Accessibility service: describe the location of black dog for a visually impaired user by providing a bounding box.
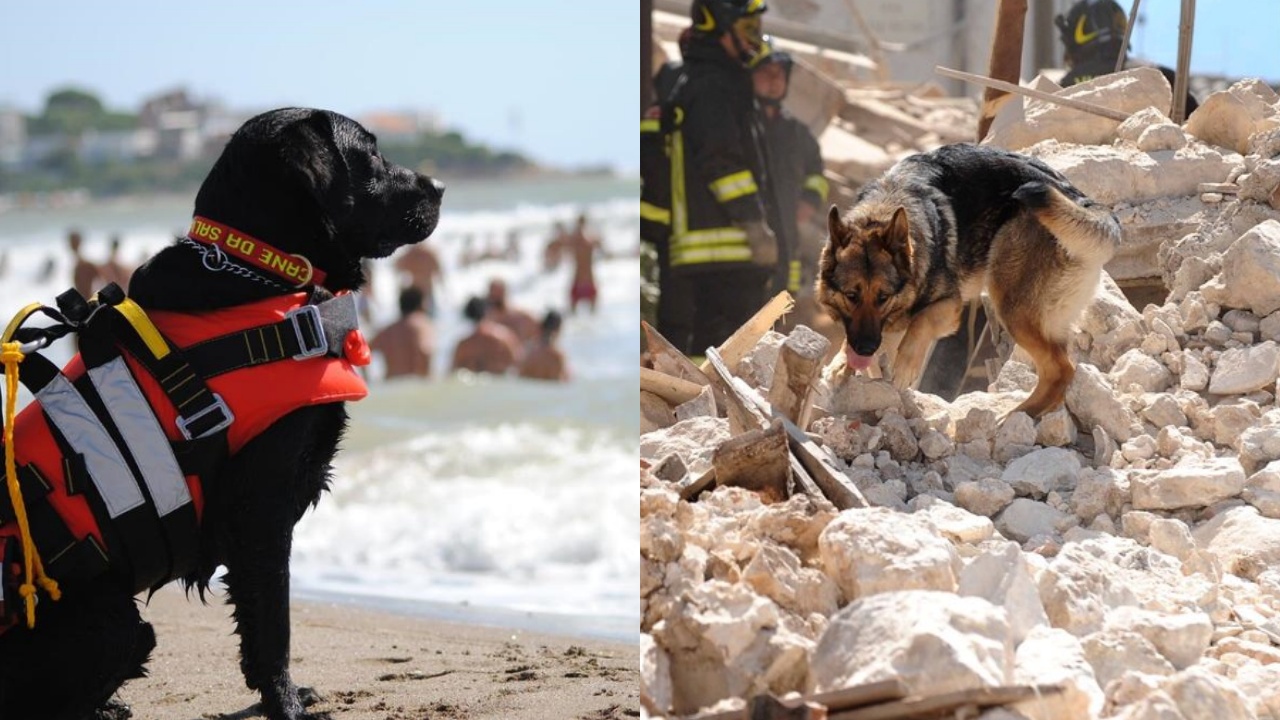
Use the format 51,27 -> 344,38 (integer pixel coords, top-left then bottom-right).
0,108 -> 443,720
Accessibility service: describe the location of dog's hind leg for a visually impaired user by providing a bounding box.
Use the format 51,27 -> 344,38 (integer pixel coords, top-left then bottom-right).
0,578 -> 154,720
1002,317 -> 1074,419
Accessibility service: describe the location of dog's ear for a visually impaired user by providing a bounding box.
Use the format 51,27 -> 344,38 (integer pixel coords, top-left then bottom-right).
827,205 -> 847,248
885,206 -> 913,272
282,113 -> 354,221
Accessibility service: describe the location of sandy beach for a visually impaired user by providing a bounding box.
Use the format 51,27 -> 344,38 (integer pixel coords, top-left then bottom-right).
119,586 -> 638,720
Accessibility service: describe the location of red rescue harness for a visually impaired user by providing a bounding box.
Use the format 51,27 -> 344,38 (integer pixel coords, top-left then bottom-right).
0,288 -> 369,633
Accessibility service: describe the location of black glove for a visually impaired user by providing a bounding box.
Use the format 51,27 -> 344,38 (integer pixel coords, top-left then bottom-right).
740,220 -> 778,267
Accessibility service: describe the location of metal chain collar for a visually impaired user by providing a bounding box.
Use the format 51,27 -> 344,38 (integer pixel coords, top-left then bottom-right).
179,237 -> 291,290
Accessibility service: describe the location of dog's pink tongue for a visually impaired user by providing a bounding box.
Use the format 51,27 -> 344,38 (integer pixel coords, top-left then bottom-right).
845,346 -> 875,371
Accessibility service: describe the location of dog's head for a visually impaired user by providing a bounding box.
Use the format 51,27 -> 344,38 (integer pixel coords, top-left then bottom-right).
816,202 -> 916,368
191,108 -> 443,292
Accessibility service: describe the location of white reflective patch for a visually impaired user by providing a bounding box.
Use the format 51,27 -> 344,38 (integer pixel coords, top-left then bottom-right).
88,358 -> 191,516
37,374 -> 144,518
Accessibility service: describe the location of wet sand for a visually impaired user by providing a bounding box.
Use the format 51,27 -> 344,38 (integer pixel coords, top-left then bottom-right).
119,586 -> 638,719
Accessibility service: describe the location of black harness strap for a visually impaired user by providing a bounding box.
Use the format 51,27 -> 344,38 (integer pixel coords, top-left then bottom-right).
177,292 -> 359,380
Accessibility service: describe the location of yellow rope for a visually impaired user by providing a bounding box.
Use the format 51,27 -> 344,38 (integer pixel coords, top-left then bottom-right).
2,341 -> 59,628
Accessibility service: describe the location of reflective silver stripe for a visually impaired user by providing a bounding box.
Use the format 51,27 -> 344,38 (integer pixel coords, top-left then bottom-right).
88,358 -> 191,517
672,227 -> 748,246
37,374 -> 145,518
671,246 -> 754,265
709,170 -> 759,202
671,227 -> 753,265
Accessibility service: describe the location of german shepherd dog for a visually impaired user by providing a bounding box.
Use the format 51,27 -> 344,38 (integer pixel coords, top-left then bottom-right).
817,144 -> 1119,418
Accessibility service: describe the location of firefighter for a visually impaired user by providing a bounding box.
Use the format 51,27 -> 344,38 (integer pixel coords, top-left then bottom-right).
1056,0 -> 1198,114
649,0 -> 781,355
750,37 -> 827,298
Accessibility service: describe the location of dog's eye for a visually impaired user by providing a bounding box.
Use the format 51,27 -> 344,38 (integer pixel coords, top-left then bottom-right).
845,292 -> 860,307
876,292 -> 890,306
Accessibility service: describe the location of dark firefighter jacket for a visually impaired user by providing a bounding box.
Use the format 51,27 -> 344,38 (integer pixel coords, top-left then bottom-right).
647,39 -> 778,273
761,108 -> 827,292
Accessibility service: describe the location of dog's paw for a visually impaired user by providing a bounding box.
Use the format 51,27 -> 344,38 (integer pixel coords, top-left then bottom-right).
92,698 -> 134,720
1012,181 -> 1052,209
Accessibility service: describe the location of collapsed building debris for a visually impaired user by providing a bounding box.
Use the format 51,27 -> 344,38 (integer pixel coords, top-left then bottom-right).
641,71 -> 1280,720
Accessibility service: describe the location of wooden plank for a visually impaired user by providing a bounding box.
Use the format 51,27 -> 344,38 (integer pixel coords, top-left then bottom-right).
1172,0 -> 1195,124
642,366 -> 703,406
707,349 -> 868,510
714,419 -> 791,504
782,416 -> 868,510
749,695 -> 824,720
689,680 -> 908,720
705,347 -> 770,437
701,291 -> 794,377
830,684 -> 1065,720
935,65 -> 1131,122
644,320 -> 713,387
1198,182 -> 1239,194
810,680 -> 909,712
678,467 -> 717,502
1115,0 -> 1143,73
789,453 -> 829,509
977,0 -> 1028,141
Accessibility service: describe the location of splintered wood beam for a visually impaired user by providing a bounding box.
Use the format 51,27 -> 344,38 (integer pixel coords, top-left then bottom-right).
1115,0 -> 1143,73
643,320 -> 712,387
689,680 -> 908,720
976,0 -> 1028,141
1171,0 -> 1195,124
830,684 -> 1066,720
713,419 -> 791,504
641,366 -> 703,406
706,348 -> 867,510
705,347 -> 771,437
936,65 -> 1131,122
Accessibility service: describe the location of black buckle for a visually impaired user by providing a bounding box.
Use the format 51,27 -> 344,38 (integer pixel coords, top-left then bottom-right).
287,305 -> 327,359
176,393 -> 234,440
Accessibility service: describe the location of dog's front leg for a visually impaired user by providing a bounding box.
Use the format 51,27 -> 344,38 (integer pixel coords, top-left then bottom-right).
223,494 -> 315,720
890,298 -> 963,390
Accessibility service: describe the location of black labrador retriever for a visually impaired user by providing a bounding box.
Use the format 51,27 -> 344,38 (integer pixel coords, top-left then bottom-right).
0,108 -> 443,720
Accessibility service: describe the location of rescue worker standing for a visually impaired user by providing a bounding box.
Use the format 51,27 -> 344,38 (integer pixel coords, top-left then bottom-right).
751,38 -> 827,298
1056,0 -> 1198,114
658,0 -> 781,355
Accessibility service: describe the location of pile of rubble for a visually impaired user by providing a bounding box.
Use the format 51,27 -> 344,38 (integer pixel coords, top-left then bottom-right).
641,72 -> 1280,720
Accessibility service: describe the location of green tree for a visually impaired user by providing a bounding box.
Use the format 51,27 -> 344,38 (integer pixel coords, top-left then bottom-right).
27,87 -> 137,135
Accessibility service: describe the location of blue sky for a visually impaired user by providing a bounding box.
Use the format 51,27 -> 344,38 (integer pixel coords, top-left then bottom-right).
1125,0 -> 1277,83
0,1 -> 638,172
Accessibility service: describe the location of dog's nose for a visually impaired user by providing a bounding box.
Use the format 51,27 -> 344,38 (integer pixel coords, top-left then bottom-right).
420,176 -> 445,200
852,338 -> 880,356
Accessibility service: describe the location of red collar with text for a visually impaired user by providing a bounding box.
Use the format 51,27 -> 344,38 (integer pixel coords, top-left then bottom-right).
187,216 -> 326,287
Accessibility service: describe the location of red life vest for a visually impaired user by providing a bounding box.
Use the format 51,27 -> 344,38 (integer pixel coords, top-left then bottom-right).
0,291 -> 368,632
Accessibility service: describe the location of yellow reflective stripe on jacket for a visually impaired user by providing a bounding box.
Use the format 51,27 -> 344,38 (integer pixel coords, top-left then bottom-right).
670,129 -> 688,235
671,245 -> 754,266
670,227 -> 751,266
640,201 -> 670,225
709,170 -> 758,203
641,118 -> 659,133
804,174 -> 829,203
787,260 -> 802,294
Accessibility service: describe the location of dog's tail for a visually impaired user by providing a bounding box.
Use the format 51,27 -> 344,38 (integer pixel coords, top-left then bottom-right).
1012,181 -> 1119,265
